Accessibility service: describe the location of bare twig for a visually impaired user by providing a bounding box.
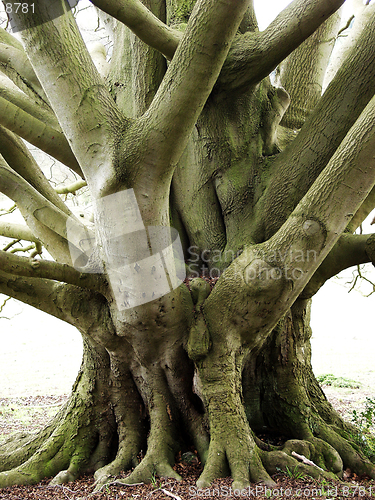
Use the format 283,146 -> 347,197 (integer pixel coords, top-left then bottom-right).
160,488 -> 182,500
347,264 -> 375,296
291,451 -> 325,472
0,296 -> 11,314
47,483 -> 75,499
9,243 -> 35,254
0,203 -> 16,216
3,238 -> 20,251
55,180 -> 87,195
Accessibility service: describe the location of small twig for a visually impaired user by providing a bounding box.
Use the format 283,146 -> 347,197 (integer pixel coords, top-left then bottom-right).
160,488 -> 182,500
89,478 -> 144,496
3,239 -> 20,251
10,244 -> 35,254
47,484 -> 76,493
55,180 -> 87,195
337,15 -> 354,37
30,241 -> 43,258
0,296 -> 11,314
0,204 -> 16,216
291,451 -> 325,472
47,483 -> 75,499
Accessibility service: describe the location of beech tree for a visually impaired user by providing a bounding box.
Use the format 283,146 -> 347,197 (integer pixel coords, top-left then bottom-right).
1,0 -> 375,490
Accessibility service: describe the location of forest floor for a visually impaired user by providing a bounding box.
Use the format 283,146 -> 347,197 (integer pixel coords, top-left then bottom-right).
1,378 -> 375,500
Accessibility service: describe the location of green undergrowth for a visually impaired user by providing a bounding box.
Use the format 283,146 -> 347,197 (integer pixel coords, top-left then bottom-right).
317,373 -> 362,389
351,397 -> 375,461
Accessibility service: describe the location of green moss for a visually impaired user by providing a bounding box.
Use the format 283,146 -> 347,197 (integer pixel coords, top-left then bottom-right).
168,0 -> 196,25
187,313 -> 211,361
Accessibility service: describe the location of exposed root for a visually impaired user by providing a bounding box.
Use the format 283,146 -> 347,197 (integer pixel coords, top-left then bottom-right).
317,423 -> 375,479
93,421 -> 143,491
2,297 -> 375,491
119,391 -> 182,485
194,385 -> 276,489
0,415 -> 59,472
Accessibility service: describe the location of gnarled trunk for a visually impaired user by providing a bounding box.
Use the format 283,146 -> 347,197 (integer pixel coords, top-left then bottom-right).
1,288 -> 374,490
1,0 -> 375,491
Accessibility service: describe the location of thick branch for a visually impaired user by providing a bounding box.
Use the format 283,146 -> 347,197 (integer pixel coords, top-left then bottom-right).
90,0 -> 182,60
302,234 -> 370,298
268,92 -> 375,303
239,1 -> 258,33
0,221 -> 38,243
278,12 -> 341,130
365,233 -> 375,268
0,94 -> 82,175
0,271 -> 72,321
0,271 -> 110,330
0,250 -> 105,293
0,72 -> 60,129
0,35 -> 45,99
347,185 -> 375,232
10,0 -> 125,187
0,125 -> 73,215
219,0 -> 345,92
324,1 -> 375,89
123,0 -> 249,209
0,160 -> 92,264
257,8 -> 375,241
203,92 -> 375,345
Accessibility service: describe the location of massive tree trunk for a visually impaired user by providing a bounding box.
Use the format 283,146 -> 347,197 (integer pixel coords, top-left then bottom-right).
1,0 -> 375,491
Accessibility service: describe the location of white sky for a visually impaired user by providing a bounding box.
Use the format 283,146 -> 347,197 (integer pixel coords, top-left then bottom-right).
254,0 -> 293,29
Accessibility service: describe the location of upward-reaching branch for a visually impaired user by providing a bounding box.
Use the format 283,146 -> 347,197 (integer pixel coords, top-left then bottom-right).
90,0 -> 182,60
204,92 -> 375,343
218,0 -> 345,92
124,0 -> 250,196
0,29 -> 46,100
239,0 -> 258,33
0,86 -> 82,175
0,73 -> 60,129
347,185 -> 375,232
8,0 -> 126,189
256,7 -> 375,241
278,12 -> 341,130
99,0 -> 251,226
0,160 -> 91,265
0,125 -> 74,215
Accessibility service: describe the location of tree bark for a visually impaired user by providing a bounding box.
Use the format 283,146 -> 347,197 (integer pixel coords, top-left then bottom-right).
1,0 -> 375,492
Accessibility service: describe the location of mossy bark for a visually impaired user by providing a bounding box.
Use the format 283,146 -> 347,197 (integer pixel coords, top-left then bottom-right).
1,287 -> 375,489
1,0 -> 375,492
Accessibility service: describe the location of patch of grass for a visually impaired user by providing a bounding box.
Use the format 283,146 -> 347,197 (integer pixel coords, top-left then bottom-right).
150,471 -> 160,489
285,465 -> 305,480
317,373 -> 361,389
